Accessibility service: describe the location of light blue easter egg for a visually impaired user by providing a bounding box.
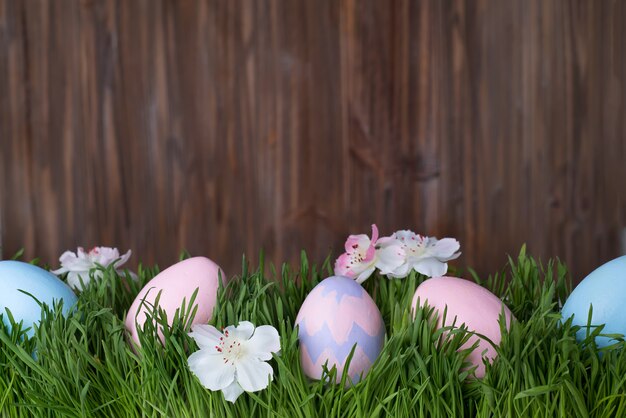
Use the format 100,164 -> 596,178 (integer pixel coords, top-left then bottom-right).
561,256 -> 626,347
0,260 -> 78,336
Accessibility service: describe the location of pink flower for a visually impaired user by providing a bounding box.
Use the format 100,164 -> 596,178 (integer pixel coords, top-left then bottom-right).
334,225 -> 405,284
52,246 -> 136,291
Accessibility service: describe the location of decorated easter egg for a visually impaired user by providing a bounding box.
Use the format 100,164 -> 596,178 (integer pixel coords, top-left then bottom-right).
561,255 -> 626,347
125,256 -> 226,346
411,276 -> 513,378
0,260 -> 77,336
296,276 -> 385,384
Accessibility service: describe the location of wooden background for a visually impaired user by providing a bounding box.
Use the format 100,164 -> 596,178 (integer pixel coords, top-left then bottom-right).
1,0 -> 625,283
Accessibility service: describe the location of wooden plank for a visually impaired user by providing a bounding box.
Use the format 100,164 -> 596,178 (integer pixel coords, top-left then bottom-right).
0,0 -> 624,282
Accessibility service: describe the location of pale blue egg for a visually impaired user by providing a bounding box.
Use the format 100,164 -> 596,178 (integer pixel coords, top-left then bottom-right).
0,260 -> 77,336
561,255 -> 626,347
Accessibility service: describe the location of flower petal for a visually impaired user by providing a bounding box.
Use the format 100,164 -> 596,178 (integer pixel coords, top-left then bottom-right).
343,234 -> 370,253
67,272 -> 89,290
188,350 -> 236,391
386,262 -> 411,279
392,230 -> 416,241
62,255 -> 95,272
51,266 -> 69,275
334,253 -> 354,278
189,324 -> 223,350
247,325 -> 280,360
431,238 -> 461,260
413,257 -> 448,278
363,243 -> 377,262
58,250 -> 78,264
370,224 -> 379,243
375,235 -> 399,246
88,247 -> 115,266
375,244 -> 406,275
442,251 -> 461,262
230,321 -> 255,340
354,266 -> 376,284
221,381 -> 245,403
235,357 -> 273,392
114,249 -> 132,269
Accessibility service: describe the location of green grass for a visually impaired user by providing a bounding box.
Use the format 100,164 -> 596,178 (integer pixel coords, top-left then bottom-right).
1,247 -> 626,417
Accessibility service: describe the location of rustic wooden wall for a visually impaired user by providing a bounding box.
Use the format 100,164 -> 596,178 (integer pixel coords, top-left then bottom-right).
1,0 -> 625,283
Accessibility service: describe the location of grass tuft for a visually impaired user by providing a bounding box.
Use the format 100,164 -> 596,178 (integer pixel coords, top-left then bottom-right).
1,248 -> 625,417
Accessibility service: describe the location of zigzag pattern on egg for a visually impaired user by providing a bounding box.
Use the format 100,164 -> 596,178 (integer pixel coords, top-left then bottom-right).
296,276 -> 386,384
298,319 -> 384,383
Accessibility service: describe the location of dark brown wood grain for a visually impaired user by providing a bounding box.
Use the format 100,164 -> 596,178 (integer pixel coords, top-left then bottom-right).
1,0 -> 625,283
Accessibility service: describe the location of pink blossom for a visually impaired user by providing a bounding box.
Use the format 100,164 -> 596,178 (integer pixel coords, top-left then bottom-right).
52,246 -> 136,291
334,225 -> 405,284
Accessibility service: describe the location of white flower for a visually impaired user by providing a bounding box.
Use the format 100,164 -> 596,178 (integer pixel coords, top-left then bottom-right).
384,230 -> 461,278
334,224 -> 405,284
52,246 -> 135,290
187,321 -> 281,403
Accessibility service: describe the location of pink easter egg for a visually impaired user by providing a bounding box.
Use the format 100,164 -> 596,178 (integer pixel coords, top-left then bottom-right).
296,276 -> 385,385
125,256 -> 226,347
411,276 -> 513,378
